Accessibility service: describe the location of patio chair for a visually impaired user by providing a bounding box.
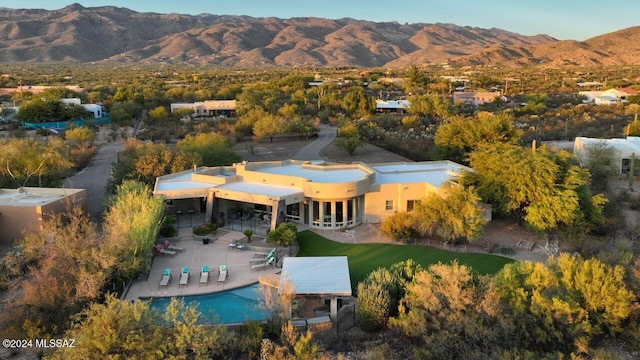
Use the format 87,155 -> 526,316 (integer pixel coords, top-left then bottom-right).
217,265 -> 228,283
160,268 -> 172,287
251,256 -> 275,271
199,265 -> 210,284
250,254 -> 275,264
253,248 -> 276,258
163,240 -> 185,252
156,244 -> 176,256
179,267 -> 190,286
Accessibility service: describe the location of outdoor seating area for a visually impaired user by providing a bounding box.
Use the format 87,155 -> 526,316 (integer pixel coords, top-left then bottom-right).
125,229 -> 280,300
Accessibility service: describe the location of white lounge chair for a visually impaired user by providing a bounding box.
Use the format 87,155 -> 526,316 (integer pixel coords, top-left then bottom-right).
155,244 -> 176,256
160,268 -> 171,287
251,256 -> 275,271
217,265 -> 228,283
253,248 -> 276,258
163,240 -> 185,252
179,267 -> 190,286
199,266 -> 209,284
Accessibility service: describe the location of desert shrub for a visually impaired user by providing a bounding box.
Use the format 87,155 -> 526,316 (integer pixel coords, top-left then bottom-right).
267,222 -> 297,245
159,216 -> 177,237
243,229 -> 254,242
357,281 -> 390,332
193,223 -> 217,236
380,212 -> 419,242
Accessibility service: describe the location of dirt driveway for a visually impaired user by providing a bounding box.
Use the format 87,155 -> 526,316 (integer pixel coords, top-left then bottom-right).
234,133 -> 410,164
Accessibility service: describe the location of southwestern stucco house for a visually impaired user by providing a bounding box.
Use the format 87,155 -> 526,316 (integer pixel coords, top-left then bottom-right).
153,159 -> 477,231
574,136 -> 640,175
0,187 -> 87,244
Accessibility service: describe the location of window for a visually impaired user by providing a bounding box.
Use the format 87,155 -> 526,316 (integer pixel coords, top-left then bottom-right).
407,200 -> 417,212
385,200 -> 394,211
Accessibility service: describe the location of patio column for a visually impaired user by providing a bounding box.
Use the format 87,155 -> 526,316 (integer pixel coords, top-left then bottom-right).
330,297 -> 338,320
205,190 -> 215,225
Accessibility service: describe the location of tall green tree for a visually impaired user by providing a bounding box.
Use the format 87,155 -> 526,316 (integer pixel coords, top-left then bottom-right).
494,254 -> 635,352
102,180 -> 165,282
0,207 -> 113,338
414,184 -> 487,244
407,93 -> 452,120
464,143 -> 603,233
574,140 -> 616,192
46,295 -> 228,359
109,101 -> 143,125
177,132 -> 240,166
391,261 -> 504,359
253,113 -> 286,142
435,112 -> 521,163
335,122 -> 364,156
341,87 -> 374,118
0,137 -> 74,187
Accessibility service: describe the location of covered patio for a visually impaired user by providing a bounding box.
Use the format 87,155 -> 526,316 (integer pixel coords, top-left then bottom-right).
279,256 -> 352,322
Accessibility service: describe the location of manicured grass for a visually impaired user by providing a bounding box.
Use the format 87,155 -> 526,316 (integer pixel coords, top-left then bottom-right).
297,230 -> 514,287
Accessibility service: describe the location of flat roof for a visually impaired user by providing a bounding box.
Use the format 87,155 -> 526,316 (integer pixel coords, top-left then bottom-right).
371,162 -> 468,185
279,256 -> 352,297
256,164 -> 368,183
576,137 -> 640,153
0,188 -> 81,206
154,171 -> 222,192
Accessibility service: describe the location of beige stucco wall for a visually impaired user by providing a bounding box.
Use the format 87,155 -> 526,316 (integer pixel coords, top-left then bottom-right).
0,205 -> 41,244
363,182 -> 439,223
0,188 -> 86,244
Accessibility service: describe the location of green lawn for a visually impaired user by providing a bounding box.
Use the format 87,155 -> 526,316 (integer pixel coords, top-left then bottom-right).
296,230 -> 514,287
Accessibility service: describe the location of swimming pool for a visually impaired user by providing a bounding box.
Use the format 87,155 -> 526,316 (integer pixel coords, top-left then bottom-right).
145,283 -> 270,324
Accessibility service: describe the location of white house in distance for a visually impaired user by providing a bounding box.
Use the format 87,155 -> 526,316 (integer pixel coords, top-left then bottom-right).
153,159 -> 478,232
60,98 -> 105,118
573,136 -> 640,174
375,99 -> 410,114
578,88 -> 638,105
453,91 -> 504,106
170,100 -> 237,118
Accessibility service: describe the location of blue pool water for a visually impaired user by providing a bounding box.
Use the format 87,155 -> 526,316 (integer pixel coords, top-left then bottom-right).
146,283 -> 269,324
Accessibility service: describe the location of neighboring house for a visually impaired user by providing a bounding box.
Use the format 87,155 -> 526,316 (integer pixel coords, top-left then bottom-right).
453,91 -> 504,106
61,98 -> 105,118
0,187 -> 87,244
578,88 -> 638,105
573,136 -> 640,174
153,159 -> 477,231
170,100 -> 237,117
576,81 -> 603,87
0,85 -> 84,97
375,99 -> 410,114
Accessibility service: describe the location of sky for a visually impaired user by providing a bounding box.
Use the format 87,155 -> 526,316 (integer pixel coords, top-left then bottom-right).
10,1 -> 640,41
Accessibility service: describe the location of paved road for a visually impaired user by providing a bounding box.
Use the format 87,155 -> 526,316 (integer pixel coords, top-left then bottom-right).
291,123 -> 336,161
63,141 -> 123,222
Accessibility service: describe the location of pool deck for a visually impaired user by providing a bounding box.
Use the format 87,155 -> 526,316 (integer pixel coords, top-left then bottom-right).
124,229 -> 281,301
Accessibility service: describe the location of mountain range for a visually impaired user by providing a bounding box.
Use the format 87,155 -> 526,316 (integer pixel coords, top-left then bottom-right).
1,3 -> 639,68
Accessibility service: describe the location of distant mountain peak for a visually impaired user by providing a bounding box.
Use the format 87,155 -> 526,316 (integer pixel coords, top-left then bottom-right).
0,6 -> 636,67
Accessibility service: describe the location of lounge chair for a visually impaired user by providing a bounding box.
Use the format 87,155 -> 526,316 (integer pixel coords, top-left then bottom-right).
160,268 -> 171,287
217,265 -> 228,283
251,256 -> 275,271
250,254 -> 275,264
199,266 -> 210,284
253,248 -> 276,258
163,240 -> 185,252
156,244 -> 176,256
179,267 -> 190,286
